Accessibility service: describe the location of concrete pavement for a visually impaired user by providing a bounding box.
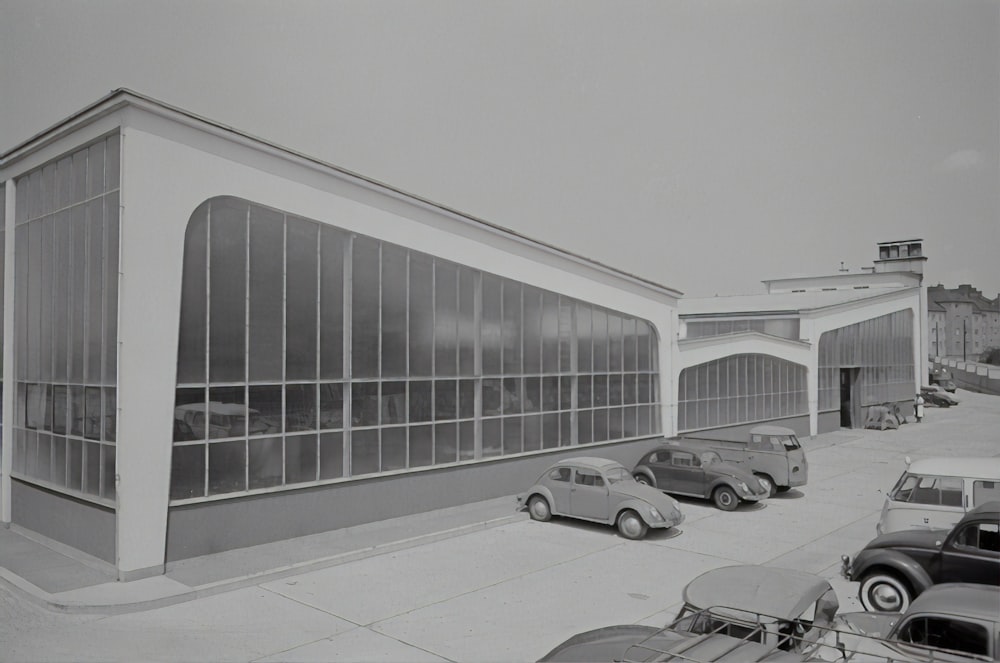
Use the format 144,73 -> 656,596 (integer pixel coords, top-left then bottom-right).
1,389 -> 997,662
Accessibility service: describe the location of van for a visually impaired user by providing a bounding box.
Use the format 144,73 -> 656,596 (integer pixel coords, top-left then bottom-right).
876,456 -> 1000,535
676,425 -> 808,497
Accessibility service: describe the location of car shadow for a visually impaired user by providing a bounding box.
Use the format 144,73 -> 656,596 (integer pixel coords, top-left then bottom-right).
668,494 -> 767,512
526,514 -> 685,541
771,489 -> 805,500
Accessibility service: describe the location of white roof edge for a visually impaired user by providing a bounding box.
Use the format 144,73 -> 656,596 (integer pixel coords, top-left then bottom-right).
905,457 -> 1000,480
1,88 -> 683,301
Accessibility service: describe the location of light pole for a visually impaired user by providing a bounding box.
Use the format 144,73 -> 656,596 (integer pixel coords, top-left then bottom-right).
963,319 -> 967,362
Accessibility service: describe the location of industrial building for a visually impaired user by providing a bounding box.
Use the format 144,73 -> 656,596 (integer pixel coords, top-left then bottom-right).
0,90 -> 925,580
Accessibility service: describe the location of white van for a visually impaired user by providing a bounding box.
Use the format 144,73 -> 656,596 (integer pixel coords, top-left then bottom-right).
876,456 -> 1000,535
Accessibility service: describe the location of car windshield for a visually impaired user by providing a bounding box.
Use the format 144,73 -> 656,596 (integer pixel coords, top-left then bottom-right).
778,435 -> 800,450
700,451 -> 722,466
605,467 -> 633,484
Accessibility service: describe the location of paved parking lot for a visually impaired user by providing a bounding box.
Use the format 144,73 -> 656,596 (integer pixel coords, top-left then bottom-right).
2,390 -> 998,662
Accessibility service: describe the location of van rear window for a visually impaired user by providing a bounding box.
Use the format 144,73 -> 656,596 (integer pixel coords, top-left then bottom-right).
973,480 -> 1000,506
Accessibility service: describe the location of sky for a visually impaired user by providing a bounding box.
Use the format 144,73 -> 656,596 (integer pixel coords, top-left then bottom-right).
1,0 -> 998,298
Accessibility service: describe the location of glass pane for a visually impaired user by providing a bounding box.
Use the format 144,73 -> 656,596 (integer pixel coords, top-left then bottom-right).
542,413 -> 559,449
84,387 -> 101,440
482,378 -> 501,416
209,199 -> 247,383
541,291 -> 559,374
381,381 -> 406,425
286,217 -> 318,380
433,422 -> 456,464
409,252 -> 433,376
103,388 -> 116,443
409,425 -> 433,468
208,440 -> 245,495
351,429 -> 379,475
248,204 -> 284,381
435,379 -> 457,421
524,377 -> 540,413
285,434 -> 317,485
248,436 -> 283,489
36,434 -> 51,482
170,443 -> 205,499
286,383 -> 317,432
592,308 -> 608,372
481,274 -> 501,375
457,267 -> 476,375
247,385 -> 282,436
523,414 -> 541,452
103,192 -> 119,382
409,380 -> 432,423
208,386 -> 246,438
50,436 -> 66,487
623,318 -> 637,372
435,261 -> 458,376
577,304 -> 592,372
89,202 -> 106,382
578,375 -> 592,408
482,418 -> 501,458
320,226 -> 344,379
381,244 -> 408,377
177,203 -> 208,383
542,376 -> 558,411
174,388 -> 205,440
459,379 -> 476,419
502,377 -> 522,414
319,431 -> 343,479
101,444 -> 116,499
351,382 -> 379,427
319,383 -> 344,429
608,314 -> 623,372
593,408 -> 609,442
381,426 -> 407,471
459,421 -> 475,460
502,280 -> 521,373
502,416 -> 522,455
522,286 -> 541,374
351,236 -> 380,378
577,410 -> 592,445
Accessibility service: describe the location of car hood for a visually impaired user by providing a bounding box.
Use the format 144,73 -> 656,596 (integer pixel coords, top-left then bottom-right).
613,482 -> 684,520
861,528 -> 945,551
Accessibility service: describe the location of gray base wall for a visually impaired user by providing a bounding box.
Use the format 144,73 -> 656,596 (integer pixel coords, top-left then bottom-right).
11,480 -> 116,563
817,411 -> 841,434
166,437 -> 664,561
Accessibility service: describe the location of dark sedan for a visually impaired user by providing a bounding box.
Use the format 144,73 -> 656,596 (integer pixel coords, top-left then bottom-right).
632,444 -> 769,511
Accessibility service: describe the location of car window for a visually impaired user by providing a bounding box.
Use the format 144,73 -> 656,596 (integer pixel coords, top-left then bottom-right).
699,451 -> 722,466
749,435 -> 764,451
896,617 -> 990,657
672,451 -> 697,467
548,467 -> 571,482
574,470 -> 604,487
954,522 -> 1000,552
778,435 -> 801,450
605,467 -> 632,484
973,480 -> 1000,506
900,475 -> 964,506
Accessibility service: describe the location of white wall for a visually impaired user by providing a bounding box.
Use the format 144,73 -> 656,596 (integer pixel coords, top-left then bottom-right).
114,107 -> 679,576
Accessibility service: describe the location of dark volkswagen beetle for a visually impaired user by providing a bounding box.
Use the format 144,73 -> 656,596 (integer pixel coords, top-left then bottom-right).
632,444 -> 769,511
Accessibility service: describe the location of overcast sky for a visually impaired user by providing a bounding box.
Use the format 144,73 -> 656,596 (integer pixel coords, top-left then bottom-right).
2,0 -> 998,297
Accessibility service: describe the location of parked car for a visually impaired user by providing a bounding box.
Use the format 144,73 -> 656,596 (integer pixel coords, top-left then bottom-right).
540,565 -> 842,662
836,583 -> 1000,661
675,425 -> 808,497
631,444 -> 769,510
876,456 -> 1000,535
921,384 -> 959,406
919,386 -> 953,408
842,501 -> 1000,613
516,457 -> 684,540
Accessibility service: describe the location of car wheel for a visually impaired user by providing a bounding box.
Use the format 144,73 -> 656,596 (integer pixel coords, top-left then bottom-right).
712,486 -> 739,511
617,509 -> 648,540
527,495 -> 552,522
859,572 -> 912,613
634,474 -> 655,488
755,474 -> 777,498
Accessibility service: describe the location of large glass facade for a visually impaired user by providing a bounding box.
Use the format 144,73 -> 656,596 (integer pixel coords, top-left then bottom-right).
10,134 -> 120,505
818,310 -> 914,410
171,197 -> 662,501
677,354 -> 808,431
685,318 -> 799,341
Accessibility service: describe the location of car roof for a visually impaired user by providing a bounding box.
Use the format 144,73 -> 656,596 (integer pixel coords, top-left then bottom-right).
682,565 -> 835,621
550,457 -> 625,471
748,425 -> 796,436
967,500 -> 1000,518
904,457 -> 1000,480
904,584 -> 1000,623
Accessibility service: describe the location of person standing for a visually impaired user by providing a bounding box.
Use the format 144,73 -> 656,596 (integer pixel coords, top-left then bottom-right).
914,393 -> 925,423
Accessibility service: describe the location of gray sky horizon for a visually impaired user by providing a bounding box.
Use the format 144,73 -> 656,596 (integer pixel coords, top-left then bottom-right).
2,0 -> 998,298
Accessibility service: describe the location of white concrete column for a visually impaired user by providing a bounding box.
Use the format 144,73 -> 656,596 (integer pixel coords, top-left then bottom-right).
1,179 -> 15,523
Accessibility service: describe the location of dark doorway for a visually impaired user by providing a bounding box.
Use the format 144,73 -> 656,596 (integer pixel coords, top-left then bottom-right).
840,368 -> 860,428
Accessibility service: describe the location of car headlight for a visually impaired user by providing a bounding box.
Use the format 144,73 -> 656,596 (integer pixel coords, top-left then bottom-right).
648,506 -> 664,522
737,481 -> 750,494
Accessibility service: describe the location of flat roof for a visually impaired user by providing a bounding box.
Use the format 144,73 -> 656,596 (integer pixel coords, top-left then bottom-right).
679,287 -> 916,316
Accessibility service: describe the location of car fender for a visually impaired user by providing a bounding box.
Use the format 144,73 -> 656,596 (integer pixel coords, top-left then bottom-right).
521,486 -> 560,515
632,466 -> 657,486
614,499 -> 658,526
850,549 -> 934,593
707,477 -> 742,495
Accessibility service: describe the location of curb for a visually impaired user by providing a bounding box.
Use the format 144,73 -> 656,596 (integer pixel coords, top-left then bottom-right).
0,511 -> 527,615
